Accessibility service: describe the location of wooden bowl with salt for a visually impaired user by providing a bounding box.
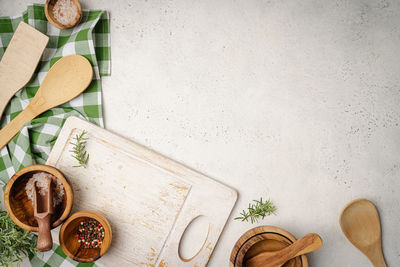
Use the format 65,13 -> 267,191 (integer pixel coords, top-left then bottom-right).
4,164 -> 73,232
45,0 -> 82,29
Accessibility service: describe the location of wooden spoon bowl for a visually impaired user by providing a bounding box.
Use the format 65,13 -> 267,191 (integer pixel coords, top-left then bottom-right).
45,0 -> 82,29
3,165 -> 73,232
59,211 -> 112,263
230,226 -> 308,267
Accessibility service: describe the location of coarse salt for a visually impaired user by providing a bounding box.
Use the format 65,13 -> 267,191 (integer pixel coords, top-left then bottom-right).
25,172 -> 65,207
52,0 -> 78,26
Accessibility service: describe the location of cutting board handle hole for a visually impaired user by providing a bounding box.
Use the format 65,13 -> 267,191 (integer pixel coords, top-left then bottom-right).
178,215 -> 210,262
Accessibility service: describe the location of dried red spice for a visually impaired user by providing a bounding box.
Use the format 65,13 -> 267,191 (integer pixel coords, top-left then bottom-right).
76,218 -> 104,249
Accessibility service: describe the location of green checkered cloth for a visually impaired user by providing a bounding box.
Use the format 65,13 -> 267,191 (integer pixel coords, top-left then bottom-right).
0,4 -> 110,267
29,243 -> 103,267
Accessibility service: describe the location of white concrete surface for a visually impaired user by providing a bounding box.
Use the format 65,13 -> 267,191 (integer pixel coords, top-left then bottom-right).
1,0 -> 400,266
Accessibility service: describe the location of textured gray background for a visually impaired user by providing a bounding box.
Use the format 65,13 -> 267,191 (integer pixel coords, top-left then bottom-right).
1,0 -> 399,266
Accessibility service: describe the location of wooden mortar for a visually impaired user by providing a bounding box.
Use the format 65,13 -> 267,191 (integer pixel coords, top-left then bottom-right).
230,226 -> 308,267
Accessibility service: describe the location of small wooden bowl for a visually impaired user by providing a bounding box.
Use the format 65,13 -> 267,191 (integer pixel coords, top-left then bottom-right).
230,226 -> 308,267
59,211 -> 112,263
45,0 -> 82,29
4,164 -> 73,232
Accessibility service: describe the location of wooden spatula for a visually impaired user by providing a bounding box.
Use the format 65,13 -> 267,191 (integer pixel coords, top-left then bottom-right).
0,54 -> 93,150
340,199 -> 387,267
0,22 -> 49,118
245,233 -> 322,267
33,177 -> 54,252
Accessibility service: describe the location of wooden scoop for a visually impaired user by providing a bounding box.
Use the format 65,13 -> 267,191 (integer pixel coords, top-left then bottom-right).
0,54 -> 92,150
33,177 -> 54,252
340,199 -> 387,267
245,233 -> 322,267
0,22 -> 49,118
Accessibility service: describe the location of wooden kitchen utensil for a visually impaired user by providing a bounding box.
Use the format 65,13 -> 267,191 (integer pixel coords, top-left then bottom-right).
0,21 -> 49,118
0,54 -> 92,150
33,177 -> 54,252
231,226 -> 308,267
245,233 -> 322,267
47,116 -> 237,266
340,199 -> 387,267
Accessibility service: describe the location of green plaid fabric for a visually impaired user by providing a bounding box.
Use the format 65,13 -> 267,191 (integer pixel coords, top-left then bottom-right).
29,243 -> 100,267
0,4 -> 110,267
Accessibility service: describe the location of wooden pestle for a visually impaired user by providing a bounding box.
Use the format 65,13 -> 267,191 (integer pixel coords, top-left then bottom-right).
245,233 -> 322,267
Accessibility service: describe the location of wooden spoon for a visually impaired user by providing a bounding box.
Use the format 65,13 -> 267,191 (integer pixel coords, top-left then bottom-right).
33,177 -> 54,252
0,54 -> 92,150
245,233 -> 322,267
340,199 -> 387,267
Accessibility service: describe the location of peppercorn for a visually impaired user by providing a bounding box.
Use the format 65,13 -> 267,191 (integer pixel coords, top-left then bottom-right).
76,218 -> 104,249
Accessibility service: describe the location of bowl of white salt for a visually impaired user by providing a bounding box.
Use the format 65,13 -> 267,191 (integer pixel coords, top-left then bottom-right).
45,0 -> 82,30
4,164 -> 73,232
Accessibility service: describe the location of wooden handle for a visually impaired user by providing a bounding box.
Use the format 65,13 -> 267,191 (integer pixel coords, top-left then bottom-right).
36,214 -> 53,252
368,244 -> 387,267
246,233 -> 322,267
176,214 -> 211,263
0,105 -> 36,149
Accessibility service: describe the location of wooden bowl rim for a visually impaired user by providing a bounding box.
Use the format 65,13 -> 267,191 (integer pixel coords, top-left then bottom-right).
44,0 -> 82,30
4,164 -> 73,232
230,225 -> 308,267
59,210 -> 112,262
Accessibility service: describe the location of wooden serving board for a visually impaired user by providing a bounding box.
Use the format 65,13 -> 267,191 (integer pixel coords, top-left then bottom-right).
47,116 -> 237,266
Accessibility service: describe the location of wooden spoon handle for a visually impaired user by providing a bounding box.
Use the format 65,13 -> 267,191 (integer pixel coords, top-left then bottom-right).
246,233 -> 322,267
368,244 -> 387,267
291,233 -> 323,256
0,105 -> 36,150
36,214 -> 53,252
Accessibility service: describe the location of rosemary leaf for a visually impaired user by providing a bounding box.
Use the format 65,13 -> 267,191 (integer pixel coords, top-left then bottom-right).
234,197 -> 276,223
70,130 -> 89,168
0,204 -> 37,266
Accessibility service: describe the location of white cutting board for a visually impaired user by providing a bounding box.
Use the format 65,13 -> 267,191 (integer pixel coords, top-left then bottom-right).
47,116 -> 237,266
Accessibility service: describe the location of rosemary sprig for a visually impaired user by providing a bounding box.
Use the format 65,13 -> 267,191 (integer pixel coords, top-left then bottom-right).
234,198 -> 276,223
70,130 -> 89,168
0,203 -> 37,266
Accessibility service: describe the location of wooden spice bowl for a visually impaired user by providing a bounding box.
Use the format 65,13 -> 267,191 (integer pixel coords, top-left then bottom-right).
59,211 -> 112,263
230,226 -> 308,267
4,164 -> 73,232
45,0 -> 82,29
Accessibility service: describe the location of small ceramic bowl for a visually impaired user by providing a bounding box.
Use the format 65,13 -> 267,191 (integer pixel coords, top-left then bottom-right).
59,211 -> 112,263
45,0 -> 82,29
4,164 -> 73,232
230,226 -> 308,267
